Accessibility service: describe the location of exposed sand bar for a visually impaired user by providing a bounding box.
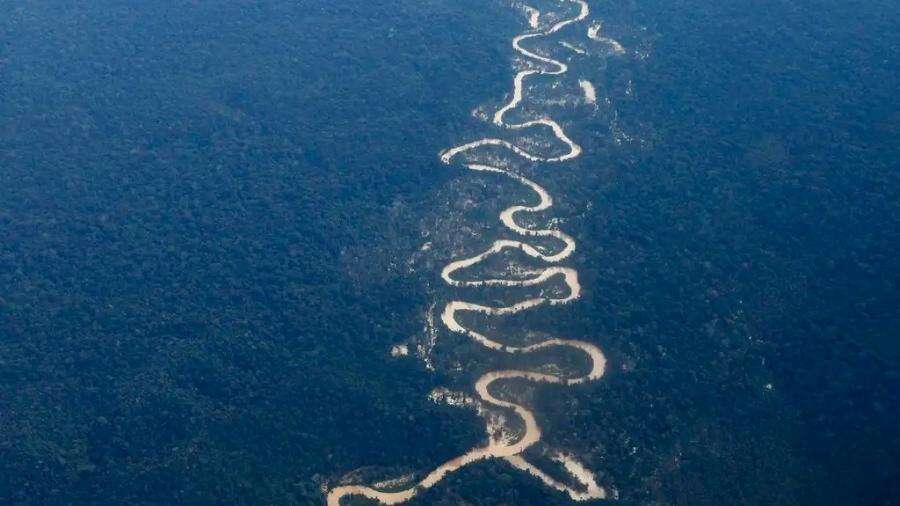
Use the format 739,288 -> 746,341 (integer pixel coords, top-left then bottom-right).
580,79 -> 598,104
588,22 -> 626,55
524,5 -> 540,29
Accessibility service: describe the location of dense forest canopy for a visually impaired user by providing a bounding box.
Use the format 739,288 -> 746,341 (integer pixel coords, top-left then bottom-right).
1,0 -> 897,504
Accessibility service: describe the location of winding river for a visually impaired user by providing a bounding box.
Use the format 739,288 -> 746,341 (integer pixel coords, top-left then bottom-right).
328,1 -> 620,503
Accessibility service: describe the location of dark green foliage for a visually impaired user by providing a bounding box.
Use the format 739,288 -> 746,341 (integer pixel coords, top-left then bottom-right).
0,0 -> 897,505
